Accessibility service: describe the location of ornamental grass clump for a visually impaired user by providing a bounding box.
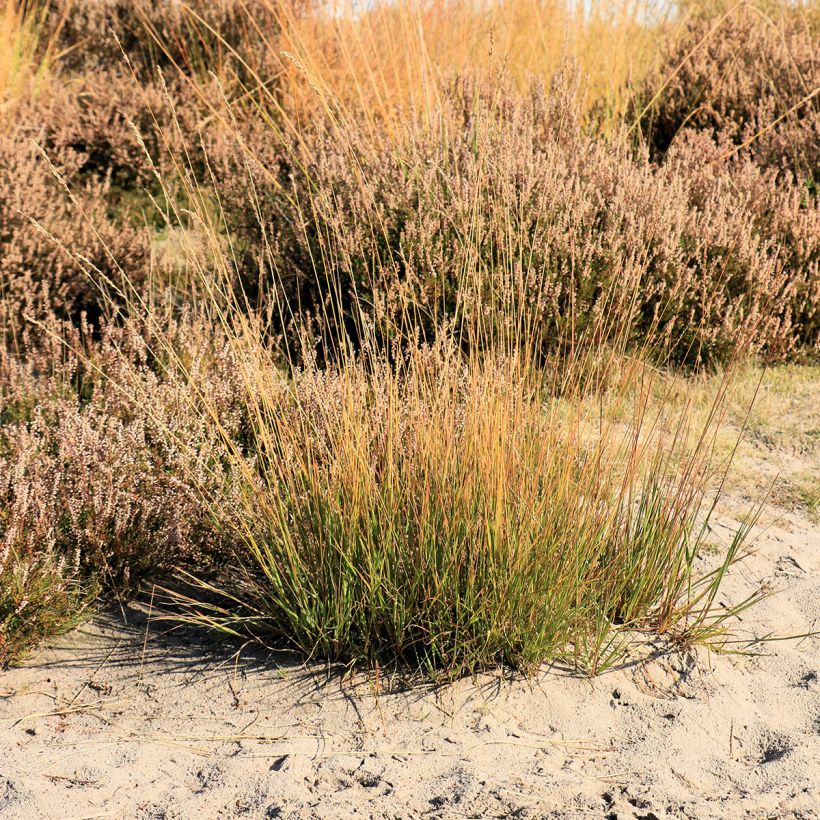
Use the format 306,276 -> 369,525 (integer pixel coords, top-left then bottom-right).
0,0 -> 62,120
138,69 -> 762,676
164,318 -> 757,677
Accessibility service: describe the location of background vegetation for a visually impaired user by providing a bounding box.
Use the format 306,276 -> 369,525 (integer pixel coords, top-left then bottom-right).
1,0 -> 817,674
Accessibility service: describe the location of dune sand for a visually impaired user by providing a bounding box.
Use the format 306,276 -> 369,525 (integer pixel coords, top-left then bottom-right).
1,495 -> 818,819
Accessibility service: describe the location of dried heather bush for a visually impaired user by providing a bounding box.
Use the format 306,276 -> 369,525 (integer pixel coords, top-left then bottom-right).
0,58 -> 245,347
0,112 -> 151,337
203,71 -> 795,367
640,4 -> 819,183
30,70 -> 186,187
0,309 -> 246,594
664,130 -> 819,358
48,0 -> 283,83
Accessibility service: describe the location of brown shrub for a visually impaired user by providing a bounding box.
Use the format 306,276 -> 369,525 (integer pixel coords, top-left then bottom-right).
0,310 -> 245,593
28,70 -> 186,186
205,72 -> 801,367
640,5 -> 819,183
49,0 -> 283,82
0,95 -> 152,337
0,344 -> 95,665
664,129 -> 819,358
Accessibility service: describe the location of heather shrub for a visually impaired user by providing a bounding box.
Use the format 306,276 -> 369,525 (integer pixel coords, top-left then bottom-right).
30,70 -> 185,187
205,72 -> 794,367
4,2 -> 815,368
0,109 -> 152,337
0,310 -> 246,595
0,414 -> 97,667
664,130 -> 819,357
8,61 -> 225,197
640,4 -> 819,185
49,0 -> 283,82
0,63 -> 255,343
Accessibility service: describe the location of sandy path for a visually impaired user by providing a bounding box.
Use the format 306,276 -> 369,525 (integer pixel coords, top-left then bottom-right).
1,498 -> 818,820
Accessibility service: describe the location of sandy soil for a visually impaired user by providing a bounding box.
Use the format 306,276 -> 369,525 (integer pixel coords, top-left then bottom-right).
1,496 -> 818,820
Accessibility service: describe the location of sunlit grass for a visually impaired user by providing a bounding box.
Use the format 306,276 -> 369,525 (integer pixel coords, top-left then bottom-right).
264,0 -> 673,133
105,51 -> 767,677
0,0 -> 64,121
0,549 -> 95,668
